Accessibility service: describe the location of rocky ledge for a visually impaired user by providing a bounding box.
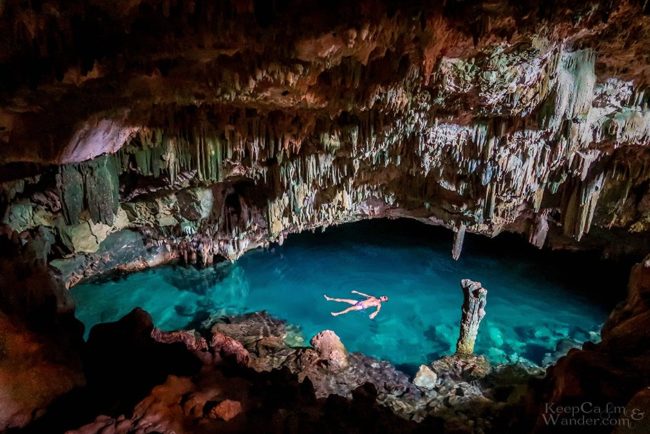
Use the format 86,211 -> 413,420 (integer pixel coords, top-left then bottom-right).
60,309 -> 540,434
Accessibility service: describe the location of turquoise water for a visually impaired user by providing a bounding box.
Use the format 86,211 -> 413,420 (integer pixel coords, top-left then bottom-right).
72,219 -> 618,370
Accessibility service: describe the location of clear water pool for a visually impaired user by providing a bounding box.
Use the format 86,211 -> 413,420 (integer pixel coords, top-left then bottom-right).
71,219 -> 618,371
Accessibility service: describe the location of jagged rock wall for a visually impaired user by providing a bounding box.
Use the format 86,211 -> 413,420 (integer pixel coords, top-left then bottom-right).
1,0 -> 650,282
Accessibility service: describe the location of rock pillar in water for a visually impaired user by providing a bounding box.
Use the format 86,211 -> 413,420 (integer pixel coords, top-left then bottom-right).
451,224 -> 466,261
456,279 -> 487,355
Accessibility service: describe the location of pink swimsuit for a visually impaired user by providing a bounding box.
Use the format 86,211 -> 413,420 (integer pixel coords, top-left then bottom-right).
355,299 -> 374,309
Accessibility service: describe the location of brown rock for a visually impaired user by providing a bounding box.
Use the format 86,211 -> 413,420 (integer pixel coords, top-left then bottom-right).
540,255 -> 650,432
310,330 -> 349,371
151,328 -> 209,355
209,399 -> 243,422
0,313 -> 84,431
210,331 -> 250,366
613,388 -> 650,434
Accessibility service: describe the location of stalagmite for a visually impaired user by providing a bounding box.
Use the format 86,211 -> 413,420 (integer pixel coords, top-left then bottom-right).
456,279 -> 487,355
451,224 -> 466,260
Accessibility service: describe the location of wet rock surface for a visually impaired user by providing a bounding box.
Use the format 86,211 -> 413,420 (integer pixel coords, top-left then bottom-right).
204,312 -> 539,429
39,309 -> 539,434
413,365 -> 438,390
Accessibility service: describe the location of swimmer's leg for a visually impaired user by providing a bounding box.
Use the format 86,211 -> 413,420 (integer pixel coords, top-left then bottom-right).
331,305 -> 360,316
324,294 -> 358,305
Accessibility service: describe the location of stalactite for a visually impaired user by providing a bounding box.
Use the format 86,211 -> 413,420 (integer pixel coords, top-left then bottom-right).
451,223 -> 466,260
561,171 -> 605,241
528,210 -> 550,248
548,49 -> 596,132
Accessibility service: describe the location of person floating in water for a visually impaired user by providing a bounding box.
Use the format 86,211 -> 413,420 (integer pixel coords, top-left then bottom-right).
323,290 -> 389,319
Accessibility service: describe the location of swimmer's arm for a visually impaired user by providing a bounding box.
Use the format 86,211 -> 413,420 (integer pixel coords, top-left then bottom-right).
369,304 -> 381,319
351,290 -> 373,298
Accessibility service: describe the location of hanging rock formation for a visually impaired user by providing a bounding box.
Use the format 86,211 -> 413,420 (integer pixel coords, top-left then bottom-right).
0,1 -> 649,285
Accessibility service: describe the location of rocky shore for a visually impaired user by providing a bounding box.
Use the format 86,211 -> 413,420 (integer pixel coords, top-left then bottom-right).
55,309 -> 539,434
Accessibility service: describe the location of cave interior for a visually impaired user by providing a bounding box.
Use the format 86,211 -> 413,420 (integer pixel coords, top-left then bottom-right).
1,1 -> 650,433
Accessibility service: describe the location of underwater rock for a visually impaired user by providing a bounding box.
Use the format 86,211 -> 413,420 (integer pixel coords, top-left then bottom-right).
486,347 -> 508,364
487,325 -> 505,348
456,279 -> 488,355
413,365 -> 438,390
423,323 -> 455,354
540,338 -> 582,367
310,330 -> 349,371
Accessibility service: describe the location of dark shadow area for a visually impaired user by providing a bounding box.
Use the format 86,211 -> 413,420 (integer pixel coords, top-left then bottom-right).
9,308 -> 203,434
182,309 -> 212,330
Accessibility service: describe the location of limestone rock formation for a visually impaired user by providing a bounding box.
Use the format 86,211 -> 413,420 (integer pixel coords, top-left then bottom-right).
456,279 -> 488,355
1,0 -> 650,286
62,308 -> 545,432
413,364 -> 438,390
